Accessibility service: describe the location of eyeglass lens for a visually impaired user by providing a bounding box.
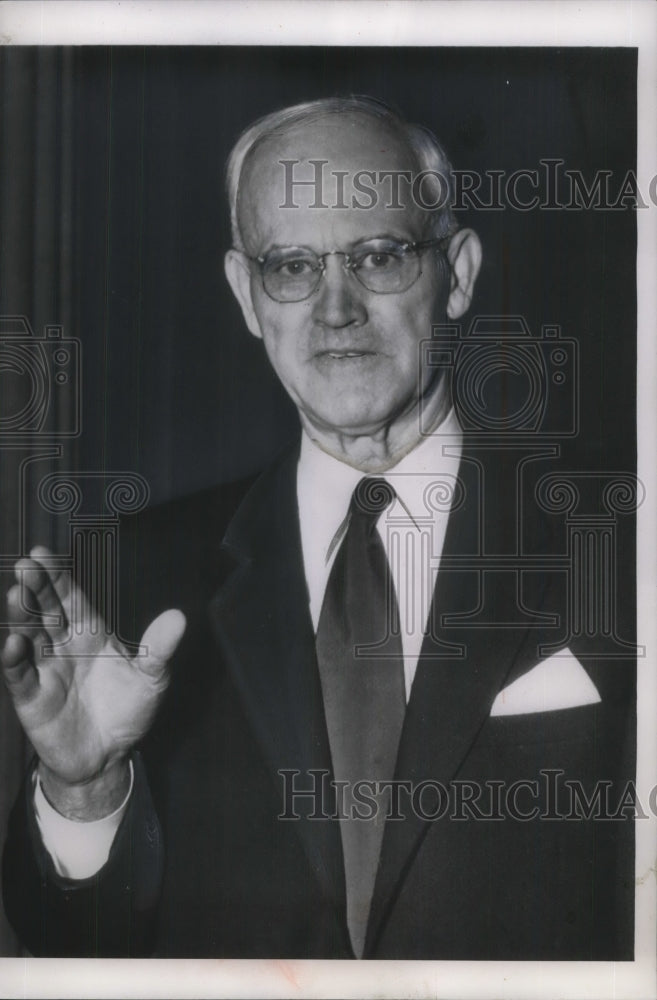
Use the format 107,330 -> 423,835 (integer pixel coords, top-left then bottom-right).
260,241 -> 423,302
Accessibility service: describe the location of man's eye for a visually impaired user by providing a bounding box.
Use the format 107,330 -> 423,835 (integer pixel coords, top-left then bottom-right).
356,249 -> 403,270
273,258 -> 316,277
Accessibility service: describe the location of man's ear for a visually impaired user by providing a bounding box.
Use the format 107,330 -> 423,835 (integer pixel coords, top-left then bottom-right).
224,249 -> 263,339
445,229 -> 482,319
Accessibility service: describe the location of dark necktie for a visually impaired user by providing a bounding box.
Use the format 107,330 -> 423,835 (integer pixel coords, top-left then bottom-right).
316,477 -> 406,957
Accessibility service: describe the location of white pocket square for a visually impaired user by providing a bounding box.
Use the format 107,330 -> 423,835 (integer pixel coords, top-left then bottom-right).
490,649 -> 601,717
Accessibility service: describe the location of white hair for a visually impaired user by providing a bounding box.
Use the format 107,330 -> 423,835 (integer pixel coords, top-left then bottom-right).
226,95 -> 457,251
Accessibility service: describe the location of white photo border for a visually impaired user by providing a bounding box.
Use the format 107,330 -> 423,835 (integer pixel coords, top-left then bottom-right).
0,2 -> 655,998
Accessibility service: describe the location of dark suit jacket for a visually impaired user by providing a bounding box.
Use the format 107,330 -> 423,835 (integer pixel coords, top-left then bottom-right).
2,441 -> 636,958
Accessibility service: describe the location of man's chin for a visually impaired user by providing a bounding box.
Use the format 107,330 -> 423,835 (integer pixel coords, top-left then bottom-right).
301,404 -> 402,441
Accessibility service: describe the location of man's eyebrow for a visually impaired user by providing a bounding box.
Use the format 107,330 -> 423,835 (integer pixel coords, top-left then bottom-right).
260,243 -> 310,252
340,232 -> 420,246
352,232 -> 417,245
260,232 -> 419,254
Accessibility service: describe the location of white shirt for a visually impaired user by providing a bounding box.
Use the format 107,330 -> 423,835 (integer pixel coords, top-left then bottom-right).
298,408 -> 462,699
36,410 -> 463,877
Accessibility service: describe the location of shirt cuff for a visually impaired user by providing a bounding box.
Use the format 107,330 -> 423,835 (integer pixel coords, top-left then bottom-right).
33,761 -> 134,879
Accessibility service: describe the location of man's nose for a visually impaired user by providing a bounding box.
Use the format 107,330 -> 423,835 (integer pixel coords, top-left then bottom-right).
311,255 -> 367,328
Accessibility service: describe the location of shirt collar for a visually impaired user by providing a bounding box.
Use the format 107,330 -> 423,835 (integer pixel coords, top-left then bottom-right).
297,409 -> 463,567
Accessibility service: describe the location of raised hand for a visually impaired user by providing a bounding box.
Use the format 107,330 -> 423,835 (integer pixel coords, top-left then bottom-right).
1,546 -> 186,818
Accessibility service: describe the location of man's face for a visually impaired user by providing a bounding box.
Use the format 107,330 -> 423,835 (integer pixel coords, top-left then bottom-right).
226,115 -> 456,440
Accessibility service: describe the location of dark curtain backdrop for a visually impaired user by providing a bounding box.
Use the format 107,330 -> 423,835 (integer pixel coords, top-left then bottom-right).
0,46 -> 637,955
0,47 -> 75,955
64,46 -> 636,500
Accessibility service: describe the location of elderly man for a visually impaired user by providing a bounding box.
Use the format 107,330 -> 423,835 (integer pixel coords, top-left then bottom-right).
1,97 -> 634,959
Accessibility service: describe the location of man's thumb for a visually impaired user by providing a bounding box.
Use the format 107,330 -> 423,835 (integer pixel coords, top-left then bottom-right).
138,609 -> 187,676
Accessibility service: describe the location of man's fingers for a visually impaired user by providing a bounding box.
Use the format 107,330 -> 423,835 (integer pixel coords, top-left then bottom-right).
1,633 -> 39,704
21,545 -> 104,636
1,630 -> 31,670
137,609 -> 187,679
14,554 -> 68,638
29,546 -> 71,604
6,583 -> 58,665
7,582 -> 44,630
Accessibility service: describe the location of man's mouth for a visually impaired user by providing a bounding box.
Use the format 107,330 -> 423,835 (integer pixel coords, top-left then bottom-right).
317,349 -> 376,360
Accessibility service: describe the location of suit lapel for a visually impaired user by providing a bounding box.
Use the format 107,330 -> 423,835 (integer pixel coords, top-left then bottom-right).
366,449 -> 543,953
208,444 -> 346,919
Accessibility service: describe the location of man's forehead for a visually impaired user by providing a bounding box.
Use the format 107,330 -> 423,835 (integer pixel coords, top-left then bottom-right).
248,113 -> 417,175
238,113 -> 425,251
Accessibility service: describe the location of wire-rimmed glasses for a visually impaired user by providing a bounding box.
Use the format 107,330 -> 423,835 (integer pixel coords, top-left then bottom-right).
240,234 -> 453,303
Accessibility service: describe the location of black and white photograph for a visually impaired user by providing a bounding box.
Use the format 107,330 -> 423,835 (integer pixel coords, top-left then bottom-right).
0,2 -> 654,997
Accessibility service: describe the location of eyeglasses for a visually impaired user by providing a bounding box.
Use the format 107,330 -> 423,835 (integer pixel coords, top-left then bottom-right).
240,235 -> 452,303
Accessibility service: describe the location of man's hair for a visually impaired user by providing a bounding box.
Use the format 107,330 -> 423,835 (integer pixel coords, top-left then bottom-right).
226,95 -> 457,250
